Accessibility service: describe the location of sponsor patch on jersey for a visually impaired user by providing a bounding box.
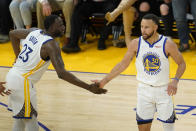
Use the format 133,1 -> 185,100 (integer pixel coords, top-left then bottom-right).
155,45 -> 162,48
143,52 -> 161,75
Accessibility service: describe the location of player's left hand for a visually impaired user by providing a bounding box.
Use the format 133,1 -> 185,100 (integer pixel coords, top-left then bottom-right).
88,83 -> 107,94
0,82 -> 11,96
167,80 -> 178,96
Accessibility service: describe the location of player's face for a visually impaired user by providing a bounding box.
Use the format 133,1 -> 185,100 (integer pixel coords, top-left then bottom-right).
141,19 -> 157,40
53,17 -> 65,37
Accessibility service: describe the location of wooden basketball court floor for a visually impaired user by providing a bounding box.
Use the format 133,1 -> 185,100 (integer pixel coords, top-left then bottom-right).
0,36 -> 196,131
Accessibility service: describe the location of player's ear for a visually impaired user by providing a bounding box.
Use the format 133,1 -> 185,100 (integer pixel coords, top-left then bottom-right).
49,24 -> 55,32
155,24 -> 158,31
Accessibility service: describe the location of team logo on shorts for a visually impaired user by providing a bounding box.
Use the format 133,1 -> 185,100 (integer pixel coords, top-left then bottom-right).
143,52 -> 161,75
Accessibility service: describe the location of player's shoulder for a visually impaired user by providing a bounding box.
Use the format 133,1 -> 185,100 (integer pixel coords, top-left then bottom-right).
133,38 -> 140,43
26,28 -> 42,37
165,37 -> 177,48
127,38 -> 140,51
128,38 -> 139,46
164,37 -> 178,53
37,30 -> 54,44
27,28 -> 40,34
42,38 -> 56,46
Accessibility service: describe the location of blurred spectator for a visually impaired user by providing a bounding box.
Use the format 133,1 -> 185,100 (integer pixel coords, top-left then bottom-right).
9,0 -> 37,29
0,0 -> 13,43
37,0 -> 75,46
105,0 -> 137,47
62,0 -> 121,53
172,0 -> 196,52
160,0 -> 173,37
110,0 -> 161,43
132,0 -> 161,35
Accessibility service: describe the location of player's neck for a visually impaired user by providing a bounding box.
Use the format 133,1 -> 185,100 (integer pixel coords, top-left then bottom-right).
42,30 -> 54,38
147,33 -> 159,45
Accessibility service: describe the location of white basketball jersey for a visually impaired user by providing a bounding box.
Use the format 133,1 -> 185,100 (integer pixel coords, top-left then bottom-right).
13,29 -> 53,83
135,35 -> 169,86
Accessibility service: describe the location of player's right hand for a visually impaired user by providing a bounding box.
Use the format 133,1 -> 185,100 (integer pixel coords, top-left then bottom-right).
88,83 -> 107,94
0,82 -> 11,96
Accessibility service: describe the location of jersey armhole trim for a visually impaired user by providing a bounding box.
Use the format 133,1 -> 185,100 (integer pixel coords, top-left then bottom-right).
42,39 -> 54,45
163,37 -> 168,58
136,37 -> 141,58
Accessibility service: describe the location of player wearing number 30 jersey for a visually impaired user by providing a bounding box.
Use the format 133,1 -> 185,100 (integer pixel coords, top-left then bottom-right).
94,14 -> 186,131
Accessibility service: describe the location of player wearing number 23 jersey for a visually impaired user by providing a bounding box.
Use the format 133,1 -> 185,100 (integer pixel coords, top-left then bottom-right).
13,30 -> 53,84
6,15 -> 107,123
6,29 -> 53,119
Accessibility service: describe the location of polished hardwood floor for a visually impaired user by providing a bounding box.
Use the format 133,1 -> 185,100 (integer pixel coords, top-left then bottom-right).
0,36 -> 196,130
0,68 -> 196,131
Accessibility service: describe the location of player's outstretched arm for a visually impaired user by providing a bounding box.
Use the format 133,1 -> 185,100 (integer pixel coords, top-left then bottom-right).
41,40 -> 107,94
166,39 -> 186,95
9,28 -> 38,58
93,39 -> 138,88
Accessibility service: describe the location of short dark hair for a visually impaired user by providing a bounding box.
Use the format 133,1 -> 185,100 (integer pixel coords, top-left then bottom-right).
142,14 -> 159,26
44,15 -> 59,30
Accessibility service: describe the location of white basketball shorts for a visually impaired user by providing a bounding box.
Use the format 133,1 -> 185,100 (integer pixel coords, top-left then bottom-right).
6,68 -> 37,119
136,83 -> 176,124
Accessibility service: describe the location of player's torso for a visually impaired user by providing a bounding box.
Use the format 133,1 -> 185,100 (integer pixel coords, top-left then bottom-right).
135,35 -> 169,86
13,30 -> 53,83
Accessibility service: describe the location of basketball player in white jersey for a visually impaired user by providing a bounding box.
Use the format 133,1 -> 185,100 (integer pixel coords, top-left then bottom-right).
93,14 -> 186,131
3,15 -> 107,131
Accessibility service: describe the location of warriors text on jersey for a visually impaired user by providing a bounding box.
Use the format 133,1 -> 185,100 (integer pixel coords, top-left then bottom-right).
135,35 -> 169,86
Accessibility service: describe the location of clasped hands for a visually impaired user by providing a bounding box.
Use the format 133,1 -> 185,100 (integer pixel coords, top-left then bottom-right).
88,80 -> 107,94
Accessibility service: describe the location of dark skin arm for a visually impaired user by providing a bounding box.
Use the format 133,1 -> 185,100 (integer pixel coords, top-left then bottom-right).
9,28 -> 106,94
41,40 -> 107,94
